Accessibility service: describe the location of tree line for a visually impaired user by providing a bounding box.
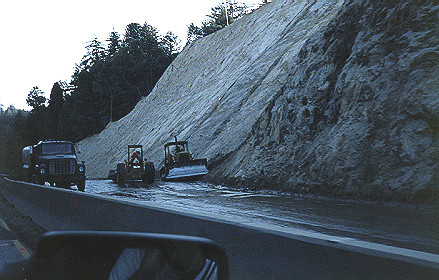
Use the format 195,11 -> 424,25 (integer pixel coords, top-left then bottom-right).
25,23 -> 180,143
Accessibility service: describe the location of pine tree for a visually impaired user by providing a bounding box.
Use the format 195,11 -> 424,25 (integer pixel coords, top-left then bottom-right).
106,30 -> 121,56
47,82 -> 65,139
26,87 -> 46,110
76,37 -> 105,72
161,31 -> 180,57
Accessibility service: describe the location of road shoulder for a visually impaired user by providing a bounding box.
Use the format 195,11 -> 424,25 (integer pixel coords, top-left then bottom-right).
0,190 -> 47,253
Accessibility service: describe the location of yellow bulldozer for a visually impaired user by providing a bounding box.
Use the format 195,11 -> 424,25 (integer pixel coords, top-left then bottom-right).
159,137 -> 208,181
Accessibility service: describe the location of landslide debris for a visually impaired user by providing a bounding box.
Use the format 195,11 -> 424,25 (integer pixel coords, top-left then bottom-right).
78,0 -> 439,202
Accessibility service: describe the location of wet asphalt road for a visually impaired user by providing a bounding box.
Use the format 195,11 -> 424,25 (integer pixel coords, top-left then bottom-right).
85,179 -> 439,255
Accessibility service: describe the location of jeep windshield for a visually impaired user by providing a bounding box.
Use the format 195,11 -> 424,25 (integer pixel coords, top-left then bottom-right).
41,143 -> 73,155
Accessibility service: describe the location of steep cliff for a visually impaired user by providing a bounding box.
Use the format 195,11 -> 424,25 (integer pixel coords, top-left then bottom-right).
79,0 -> 439,202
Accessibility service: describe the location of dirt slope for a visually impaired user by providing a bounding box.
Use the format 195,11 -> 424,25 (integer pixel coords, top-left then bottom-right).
79,0 -> 439,202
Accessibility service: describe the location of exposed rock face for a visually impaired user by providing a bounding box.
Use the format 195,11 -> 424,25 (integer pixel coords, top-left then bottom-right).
79,0 -> 439,202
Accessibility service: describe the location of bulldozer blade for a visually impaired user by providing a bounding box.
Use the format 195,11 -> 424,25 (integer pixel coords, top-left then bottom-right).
166,159 -> 208,180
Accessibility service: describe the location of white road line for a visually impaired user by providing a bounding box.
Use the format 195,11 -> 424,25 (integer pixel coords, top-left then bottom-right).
12,240 -> 31,259
0,218 -> 31,259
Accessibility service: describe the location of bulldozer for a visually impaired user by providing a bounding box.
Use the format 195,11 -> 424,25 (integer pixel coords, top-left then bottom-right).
108,145 -> 155,186
159,137 -> 208,181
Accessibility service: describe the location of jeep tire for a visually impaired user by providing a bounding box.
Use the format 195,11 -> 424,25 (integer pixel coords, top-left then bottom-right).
142,162 -> 155,184
116,163 -> 126,186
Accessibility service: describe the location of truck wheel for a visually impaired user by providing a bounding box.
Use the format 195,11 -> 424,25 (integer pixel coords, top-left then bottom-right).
34,175 -> 43,185
22,169 -> 30,182
77,177 -> 86,192
116,163 -> 126,186
142,162 -> 155,184
108,170 -> 116,182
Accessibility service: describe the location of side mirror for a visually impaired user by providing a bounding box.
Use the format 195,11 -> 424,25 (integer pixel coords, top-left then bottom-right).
30,231 -> 229,280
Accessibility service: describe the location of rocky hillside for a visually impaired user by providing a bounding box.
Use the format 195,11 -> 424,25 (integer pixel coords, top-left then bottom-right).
79,0 -> 439,202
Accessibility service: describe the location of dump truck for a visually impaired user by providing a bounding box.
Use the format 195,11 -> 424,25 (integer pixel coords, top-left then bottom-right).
159,137 -> 208,181
22,140 -> 86,191
108,145 -> 155,186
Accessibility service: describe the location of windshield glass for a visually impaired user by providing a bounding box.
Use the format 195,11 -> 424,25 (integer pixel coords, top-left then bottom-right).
41,143 -> 73,155
172,144 -> 187,153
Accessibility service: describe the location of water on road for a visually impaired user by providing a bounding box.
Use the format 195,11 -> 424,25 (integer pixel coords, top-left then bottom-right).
85,179 -> 439,254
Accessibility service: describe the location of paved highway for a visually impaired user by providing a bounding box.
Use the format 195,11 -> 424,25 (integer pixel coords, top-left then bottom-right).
1,176 -> 438,279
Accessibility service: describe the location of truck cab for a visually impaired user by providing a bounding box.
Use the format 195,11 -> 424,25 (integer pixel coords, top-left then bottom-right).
22,141 -> 86,191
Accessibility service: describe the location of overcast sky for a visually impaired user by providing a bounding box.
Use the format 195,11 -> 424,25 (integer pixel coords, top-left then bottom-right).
0,0 -> 262,110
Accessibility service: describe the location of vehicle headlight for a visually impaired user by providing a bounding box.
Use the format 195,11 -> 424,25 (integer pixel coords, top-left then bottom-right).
39,168 -> 46,174
79,166 -> 84,173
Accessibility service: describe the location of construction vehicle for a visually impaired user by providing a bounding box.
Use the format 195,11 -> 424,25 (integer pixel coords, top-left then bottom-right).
159,137 -> 208,181
22,140 -> 86,191
108,145 -> 155,186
